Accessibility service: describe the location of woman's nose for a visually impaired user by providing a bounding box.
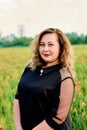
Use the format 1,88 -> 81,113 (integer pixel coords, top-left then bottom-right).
43,45 -> 49,51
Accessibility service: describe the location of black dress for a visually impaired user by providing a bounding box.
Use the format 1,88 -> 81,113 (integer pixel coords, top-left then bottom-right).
15,64 -> 74,130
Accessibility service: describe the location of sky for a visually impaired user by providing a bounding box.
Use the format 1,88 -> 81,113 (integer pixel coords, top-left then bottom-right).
0,0 -> 87,37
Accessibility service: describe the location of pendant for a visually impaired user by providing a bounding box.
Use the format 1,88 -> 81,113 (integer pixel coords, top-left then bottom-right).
40,69 -> 43,76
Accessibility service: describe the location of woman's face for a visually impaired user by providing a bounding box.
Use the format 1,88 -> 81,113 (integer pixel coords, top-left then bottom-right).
39,33 -> 60,67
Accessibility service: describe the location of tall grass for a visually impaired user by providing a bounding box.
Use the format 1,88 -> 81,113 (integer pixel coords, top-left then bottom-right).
0,45 -> 87,130
71,45 -> 87,130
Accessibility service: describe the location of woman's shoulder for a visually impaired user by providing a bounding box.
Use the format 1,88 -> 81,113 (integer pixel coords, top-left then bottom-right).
59,68 -> 75,88
59,68 -> 72,80
21,64 -> 33,75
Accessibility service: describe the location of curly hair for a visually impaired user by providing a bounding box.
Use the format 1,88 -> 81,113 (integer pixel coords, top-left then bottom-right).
28,28 -> 75,78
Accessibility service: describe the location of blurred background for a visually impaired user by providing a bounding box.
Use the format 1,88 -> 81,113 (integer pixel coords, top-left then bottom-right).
0,0 -> 87,37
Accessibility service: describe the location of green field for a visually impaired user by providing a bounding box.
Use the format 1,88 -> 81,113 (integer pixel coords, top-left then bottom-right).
0,45 -> 87,130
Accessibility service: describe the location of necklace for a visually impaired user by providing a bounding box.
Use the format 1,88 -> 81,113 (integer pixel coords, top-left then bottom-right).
40,69 -> 43,76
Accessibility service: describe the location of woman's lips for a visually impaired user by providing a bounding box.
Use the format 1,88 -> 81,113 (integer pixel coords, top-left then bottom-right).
43,54 -> 50,57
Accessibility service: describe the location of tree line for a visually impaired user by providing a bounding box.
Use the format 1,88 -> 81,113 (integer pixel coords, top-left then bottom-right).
0,37 -> 33,47
0,32 -> 87,47
66,32 -> 87,44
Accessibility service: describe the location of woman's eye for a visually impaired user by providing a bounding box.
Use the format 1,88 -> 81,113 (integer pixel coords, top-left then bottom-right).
39,43 -> 45,46
49,43 -> 54,46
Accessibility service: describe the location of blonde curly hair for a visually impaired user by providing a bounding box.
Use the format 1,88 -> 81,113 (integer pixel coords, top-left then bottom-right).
28,28 -> 75,78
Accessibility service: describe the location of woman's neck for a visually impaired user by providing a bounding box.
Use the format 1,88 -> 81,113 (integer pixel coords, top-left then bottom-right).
42,62 -> 59,68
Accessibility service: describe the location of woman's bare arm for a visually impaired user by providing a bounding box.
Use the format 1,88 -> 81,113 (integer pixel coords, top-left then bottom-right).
14,99 -> 23,130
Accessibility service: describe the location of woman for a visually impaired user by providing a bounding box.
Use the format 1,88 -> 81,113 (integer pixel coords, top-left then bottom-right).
14,28 -> 75,130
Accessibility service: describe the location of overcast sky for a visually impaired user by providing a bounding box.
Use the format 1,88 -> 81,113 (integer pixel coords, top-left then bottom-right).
0,0 -> 87,37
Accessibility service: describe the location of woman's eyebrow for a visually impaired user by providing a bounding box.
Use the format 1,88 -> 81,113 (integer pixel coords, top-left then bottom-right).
40,42 -> 44,43
40,41 -> 54,43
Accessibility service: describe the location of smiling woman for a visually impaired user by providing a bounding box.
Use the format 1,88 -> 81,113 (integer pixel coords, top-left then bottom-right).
39,33 -> 60,67
14,28 -> 75,130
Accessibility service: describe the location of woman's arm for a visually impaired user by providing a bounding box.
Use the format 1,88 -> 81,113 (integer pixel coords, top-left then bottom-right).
14,99 -> 23,130
33,78 -> 74,130
53,77 -> 74,124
